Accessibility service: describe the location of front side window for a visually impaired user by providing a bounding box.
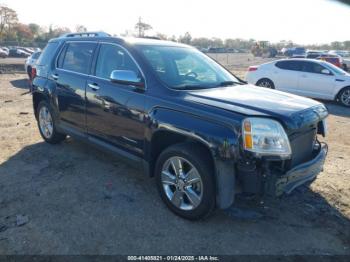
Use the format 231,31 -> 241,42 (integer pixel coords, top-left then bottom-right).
136,45 -> 239,89
95,44 -> 140,79
322,61 -> 347,75
60,42 -> 96,74
301,61 -> 327,74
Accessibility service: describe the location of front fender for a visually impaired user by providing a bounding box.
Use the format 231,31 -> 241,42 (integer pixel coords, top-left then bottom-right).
146,107 -> 240,209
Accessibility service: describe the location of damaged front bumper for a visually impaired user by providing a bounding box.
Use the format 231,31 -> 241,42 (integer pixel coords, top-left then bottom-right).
273,143 -> 328,196
237,143 -> 328,197
264,143 -> 328,197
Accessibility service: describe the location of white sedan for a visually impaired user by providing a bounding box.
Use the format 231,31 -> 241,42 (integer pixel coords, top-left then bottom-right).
245,58 -> 350,107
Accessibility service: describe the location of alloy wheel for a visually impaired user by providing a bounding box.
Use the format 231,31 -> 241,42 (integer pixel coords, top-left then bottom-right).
340,89 -> 350,106
39,106 -> 53,139
161,156 -> 203,211
259,80 -> 273,88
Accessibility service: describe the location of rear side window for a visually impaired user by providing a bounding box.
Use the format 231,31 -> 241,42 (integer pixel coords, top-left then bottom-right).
275,60 -> 301,71
36,42 -> 59,66
59,42 -> 96,74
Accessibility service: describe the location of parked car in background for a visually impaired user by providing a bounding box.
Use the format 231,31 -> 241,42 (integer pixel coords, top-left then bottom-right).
342,58 -> 350,72
246,58 -> 350,106
306,50 -> 324,59
32,32 -> 329,220
0,48 -> 8,58
328,50 -> 350,57
316,53 -> 344,69
25,51 -> 42,80
207,47 -> 227,53
283,47 -> 306,57
1,47 -> 9,54
9,48 -> 31,58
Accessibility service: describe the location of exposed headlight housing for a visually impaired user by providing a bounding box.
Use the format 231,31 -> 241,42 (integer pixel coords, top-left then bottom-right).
242,117 -> 291,158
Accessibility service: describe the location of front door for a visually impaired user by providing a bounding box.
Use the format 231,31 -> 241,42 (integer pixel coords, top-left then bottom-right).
298,61 -> 336,99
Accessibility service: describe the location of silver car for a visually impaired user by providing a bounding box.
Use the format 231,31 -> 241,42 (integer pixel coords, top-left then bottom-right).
24,51 -> 41,78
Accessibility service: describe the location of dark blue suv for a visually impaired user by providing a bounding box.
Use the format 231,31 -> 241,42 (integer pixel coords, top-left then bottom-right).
32,32 -> 328,220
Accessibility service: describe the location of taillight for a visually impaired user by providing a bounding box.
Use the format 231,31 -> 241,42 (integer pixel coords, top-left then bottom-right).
31,67 -> 37,79
248,66 -> 258,72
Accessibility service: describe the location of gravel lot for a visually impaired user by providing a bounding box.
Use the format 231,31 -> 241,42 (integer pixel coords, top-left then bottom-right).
0,54 -> 349,255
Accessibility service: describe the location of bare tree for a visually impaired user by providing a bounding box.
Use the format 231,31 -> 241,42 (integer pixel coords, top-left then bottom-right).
0,5 -> 18,39
135,17 -> 152,37
179,32 -> 192,45
75,25 -> 87,33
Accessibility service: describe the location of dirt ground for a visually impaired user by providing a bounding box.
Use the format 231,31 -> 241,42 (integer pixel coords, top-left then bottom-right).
0,54 -> 350,255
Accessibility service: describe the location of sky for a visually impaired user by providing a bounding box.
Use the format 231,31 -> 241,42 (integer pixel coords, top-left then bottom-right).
1,0 -> 349,44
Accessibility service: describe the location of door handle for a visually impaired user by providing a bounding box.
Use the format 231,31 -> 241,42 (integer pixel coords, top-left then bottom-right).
301,75 -> 307,78
51,74 -> 59,80
88,83 -> 100,91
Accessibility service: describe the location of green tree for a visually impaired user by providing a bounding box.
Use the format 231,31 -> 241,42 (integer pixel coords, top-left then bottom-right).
0,5 -> 18,39
13,23 -> 33,41
28,23 -> 41,37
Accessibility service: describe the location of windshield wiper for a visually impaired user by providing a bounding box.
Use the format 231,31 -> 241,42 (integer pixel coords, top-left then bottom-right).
173,84 -> 212,90
217,80 -> 242,87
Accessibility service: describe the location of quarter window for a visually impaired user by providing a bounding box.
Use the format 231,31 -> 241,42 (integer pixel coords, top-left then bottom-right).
59,42 -> 96,74
95,44 -> 140,79
37,42 -> 59,66
275,60 -> 302,71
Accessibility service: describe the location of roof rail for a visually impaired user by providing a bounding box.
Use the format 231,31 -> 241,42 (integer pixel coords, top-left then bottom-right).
59,31 -> 111,38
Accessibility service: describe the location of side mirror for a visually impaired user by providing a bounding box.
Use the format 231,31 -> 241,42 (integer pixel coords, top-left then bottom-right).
321,69 -> 331,75
110,70 -> 144,87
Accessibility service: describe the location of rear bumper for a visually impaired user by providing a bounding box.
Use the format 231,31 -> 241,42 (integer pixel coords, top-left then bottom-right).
274,143 -> 328,196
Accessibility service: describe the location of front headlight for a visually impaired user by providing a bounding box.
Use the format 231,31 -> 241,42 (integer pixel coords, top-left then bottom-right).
242,117 -> 291,158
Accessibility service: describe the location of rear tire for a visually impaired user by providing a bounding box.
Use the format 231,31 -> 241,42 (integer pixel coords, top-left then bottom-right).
155,143 -> 216,220
256,78 -> 275,89
37,100 -> 66,144
338,87 -> 350,107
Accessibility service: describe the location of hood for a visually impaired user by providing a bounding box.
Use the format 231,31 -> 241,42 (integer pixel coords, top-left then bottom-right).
185,84 -> 328,131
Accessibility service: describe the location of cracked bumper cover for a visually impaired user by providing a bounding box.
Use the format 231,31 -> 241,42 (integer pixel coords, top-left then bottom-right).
274,143 -> 328,196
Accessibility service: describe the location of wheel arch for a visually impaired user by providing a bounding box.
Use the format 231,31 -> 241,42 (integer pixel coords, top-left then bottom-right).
334,85 -> 350,100
32,92 -> 49,119
148,129 -> 216,179
256,77 -> 274,85
145,108 -> 239,209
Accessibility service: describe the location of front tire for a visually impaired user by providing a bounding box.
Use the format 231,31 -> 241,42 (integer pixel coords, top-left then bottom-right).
338,87 -> 350,107
37,101 -> 66,144
155,143 -> 216,220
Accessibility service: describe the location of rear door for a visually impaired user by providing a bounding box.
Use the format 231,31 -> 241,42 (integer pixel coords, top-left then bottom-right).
298,61 -> 336,99
85,42 -> 146,157
52,41 -> 97,133
273,60 -> 301,93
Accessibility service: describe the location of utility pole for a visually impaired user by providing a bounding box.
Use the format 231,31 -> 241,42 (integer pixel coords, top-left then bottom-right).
138,17 -> 142,37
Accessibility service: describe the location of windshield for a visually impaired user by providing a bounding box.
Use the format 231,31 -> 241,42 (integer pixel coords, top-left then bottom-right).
135,45 -> 240,89
322,61 -> 348,75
